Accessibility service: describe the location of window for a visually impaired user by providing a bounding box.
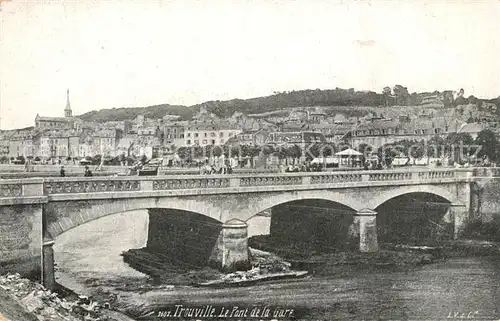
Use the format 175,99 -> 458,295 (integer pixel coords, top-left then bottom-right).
211,140 -> 215,145
187,133 -> 191,137
187,140 -> 191,145
204,132 -> 208,137
194,133 -> 199,138
180,134 -> 184,138
211,132 -> 216,137
202,139 -> 207,144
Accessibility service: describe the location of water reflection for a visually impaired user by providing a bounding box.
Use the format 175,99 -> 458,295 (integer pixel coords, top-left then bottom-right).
54,210 -> 150,292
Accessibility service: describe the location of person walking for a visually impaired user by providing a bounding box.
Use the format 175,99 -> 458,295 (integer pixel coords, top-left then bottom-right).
84,166 -> 93,177
60,166 -> 66,177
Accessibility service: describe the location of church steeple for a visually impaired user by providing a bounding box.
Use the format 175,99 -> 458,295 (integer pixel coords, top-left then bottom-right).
64,89 -> 72,117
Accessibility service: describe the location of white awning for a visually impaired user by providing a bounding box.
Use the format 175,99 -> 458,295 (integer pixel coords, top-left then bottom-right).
335,148 -> 362,156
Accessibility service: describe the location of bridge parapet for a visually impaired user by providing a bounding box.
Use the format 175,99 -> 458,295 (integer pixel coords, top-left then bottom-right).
44,178 -> 141,194
0,168 -> 474,202
472,167 -> 500,177
0,178 -> 45,205
0,178 -> 44,197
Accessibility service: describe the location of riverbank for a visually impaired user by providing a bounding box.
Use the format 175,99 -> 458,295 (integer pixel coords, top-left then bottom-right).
71,245 -> 453,318
48,239 -> 500,320
0,273 -> 135,321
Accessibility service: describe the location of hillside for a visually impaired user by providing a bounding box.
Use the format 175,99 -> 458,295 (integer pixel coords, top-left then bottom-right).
77,88 -> 500,122
78,104 -> 198,123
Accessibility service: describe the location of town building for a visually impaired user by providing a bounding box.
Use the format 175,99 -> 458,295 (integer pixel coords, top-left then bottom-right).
163,121 -> 187,147
226,129 -> 270,146
349,116 -> 482,148
265,131 -> 327,146
184,121 -> 241,147
35,90 -> 77,130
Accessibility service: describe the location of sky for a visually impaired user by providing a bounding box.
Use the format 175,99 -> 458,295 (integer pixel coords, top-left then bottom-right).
1,1 -> 499,129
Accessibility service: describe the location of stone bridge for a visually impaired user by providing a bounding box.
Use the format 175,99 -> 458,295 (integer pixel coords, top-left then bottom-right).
0,168 -> 475,288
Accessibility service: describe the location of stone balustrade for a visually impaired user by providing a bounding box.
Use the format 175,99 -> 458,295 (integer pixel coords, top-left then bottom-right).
153,177 -> 230,190
0,168 -> 474,201
44,179 -> 141,194
368,172 -> 412,181
240,176 -> 303,187
310,173 -> 362,184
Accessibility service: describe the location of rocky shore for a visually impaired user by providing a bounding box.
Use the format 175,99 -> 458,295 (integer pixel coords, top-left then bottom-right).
0,273 -> 131,321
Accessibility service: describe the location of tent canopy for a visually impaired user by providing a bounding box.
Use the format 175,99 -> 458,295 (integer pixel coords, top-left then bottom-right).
335,148 -> 362,156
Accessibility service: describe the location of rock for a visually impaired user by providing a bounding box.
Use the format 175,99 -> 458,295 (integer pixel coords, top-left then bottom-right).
60,300 -> 74,310
81,301 -> 98,312
21,291 -> 44,313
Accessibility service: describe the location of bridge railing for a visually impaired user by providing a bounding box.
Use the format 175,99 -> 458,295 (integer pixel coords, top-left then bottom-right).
0,168 -> 473,197
472,167 -> 500,177
7,167 -> 466,195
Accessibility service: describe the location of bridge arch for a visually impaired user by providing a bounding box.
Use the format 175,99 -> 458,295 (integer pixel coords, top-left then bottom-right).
372,186 -> 458,244
45,197 -> 224,239
240,189 -> 360,222
367,184 -> 459,210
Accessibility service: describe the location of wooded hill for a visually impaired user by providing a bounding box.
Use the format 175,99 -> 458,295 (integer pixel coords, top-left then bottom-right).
78,87 -> 500,122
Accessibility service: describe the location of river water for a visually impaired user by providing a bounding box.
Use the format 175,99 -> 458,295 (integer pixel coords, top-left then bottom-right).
53,211 -> 500,321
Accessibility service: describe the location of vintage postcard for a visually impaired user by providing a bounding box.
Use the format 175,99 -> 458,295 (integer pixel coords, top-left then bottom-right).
0,1 -> 499,321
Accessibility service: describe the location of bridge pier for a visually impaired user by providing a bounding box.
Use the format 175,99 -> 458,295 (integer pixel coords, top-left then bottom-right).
41,237 -> 56,290
209,219 -> 250,272
355,209 -> 379,252
449,204 -> 469,239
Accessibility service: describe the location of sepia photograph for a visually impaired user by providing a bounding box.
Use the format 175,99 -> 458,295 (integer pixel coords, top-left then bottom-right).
0,1 -> 499,320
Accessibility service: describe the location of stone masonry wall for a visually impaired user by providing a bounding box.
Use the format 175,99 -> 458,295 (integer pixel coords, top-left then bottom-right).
476,177 -> 500,221
0,204 -> 42,277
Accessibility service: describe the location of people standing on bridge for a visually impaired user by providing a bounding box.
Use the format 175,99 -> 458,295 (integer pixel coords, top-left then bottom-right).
84,166 -> 93,177
60,166 -> 66,177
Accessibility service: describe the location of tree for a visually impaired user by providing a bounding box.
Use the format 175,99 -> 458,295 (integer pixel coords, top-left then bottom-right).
393,85 -> 410,105
445,133 -> 474,163
286,145 -> 302,159
261,144 -> 275,156
91,154 -> 102,165
126,156 -> 136,166
16,155 -> 26,164
427,135 -> 446,158
382,87 -> 392,106
274,146 -> 288,160
475,129 -> 500,162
